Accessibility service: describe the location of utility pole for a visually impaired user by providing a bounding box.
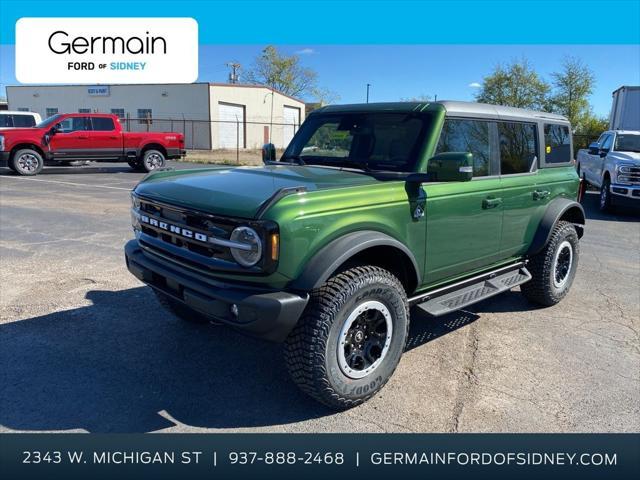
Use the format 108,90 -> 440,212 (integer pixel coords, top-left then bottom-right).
366,83 -> 371,103
226,62 -> 241,84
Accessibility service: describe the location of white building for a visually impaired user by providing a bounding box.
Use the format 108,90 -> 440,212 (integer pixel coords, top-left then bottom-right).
6,83 -> 305,150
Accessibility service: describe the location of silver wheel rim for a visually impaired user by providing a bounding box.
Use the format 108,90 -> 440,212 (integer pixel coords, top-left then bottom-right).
17,153 -> 40,173
337,300 -> 393,379
552,240 -> 573,289
145,153 -> 164,170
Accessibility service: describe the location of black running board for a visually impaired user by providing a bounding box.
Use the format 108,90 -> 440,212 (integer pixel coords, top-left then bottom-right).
410,263 -> 532,317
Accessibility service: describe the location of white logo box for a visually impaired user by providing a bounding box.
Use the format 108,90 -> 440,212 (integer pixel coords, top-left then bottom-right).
16,17 -> 198,84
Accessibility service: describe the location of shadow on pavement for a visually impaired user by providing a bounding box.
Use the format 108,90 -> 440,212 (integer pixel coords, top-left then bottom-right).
0,281 -> 545,432
0,165 -> 135,176
582,191 -> 639,222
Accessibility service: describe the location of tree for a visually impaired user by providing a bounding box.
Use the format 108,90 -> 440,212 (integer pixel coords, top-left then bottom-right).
245,46 -> 318,98
475,59 -> 550,110
549,56 -> 595,128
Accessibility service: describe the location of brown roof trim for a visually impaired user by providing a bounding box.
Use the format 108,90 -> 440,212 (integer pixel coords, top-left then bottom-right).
208,83 -> 305,104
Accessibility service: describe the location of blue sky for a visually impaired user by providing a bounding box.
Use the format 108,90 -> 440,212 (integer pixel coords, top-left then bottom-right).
1,44 -> 639,117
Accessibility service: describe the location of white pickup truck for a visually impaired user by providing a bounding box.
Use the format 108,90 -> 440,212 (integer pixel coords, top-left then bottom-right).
576,130 -> 640,211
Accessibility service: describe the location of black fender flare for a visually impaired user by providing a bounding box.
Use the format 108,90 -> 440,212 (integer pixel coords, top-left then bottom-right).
290,230 -> 421,291
527,197 -> 585,256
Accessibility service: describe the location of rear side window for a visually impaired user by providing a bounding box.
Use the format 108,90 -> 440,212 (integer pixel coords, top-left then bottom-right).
544,124 -> 571,163
12,114 -> 36,127
91,117 -> 115,131
498,122 -> 537,174
436,119 -> 493,177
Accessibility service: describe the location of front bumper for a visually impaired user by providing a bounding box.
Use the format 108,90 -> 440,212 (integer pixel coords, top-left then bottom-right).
610,183 -> 640,204
0,152 -> 9,168
125,240 -> 308,342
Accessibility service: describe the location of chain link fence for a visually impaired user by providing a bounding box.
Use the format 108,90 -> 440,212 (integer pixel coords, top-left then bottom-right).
119,114 -> 300,157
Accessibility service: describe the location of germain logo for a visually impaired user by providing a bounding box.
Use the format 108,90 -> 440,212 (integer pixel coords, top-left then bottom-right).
139,214 -> 210,243
16,18 -> 198,84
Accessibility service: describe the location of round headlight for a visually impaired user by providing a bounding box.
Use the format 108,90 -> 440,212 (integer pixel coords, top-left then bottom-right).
230,226 -> 262,267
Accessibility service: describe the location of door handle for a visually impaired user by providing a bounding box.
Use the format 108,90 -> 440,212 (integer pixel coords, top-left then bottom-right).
108,136 -> 118,139
533,190 -> 551,200
78,135 -> 89,139
482,197 -> 502,209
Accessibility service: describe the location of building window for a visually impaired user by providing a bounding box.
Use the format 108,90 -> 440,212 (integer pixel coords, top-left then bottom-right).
137,109 -> 152,124
544,124 -> 571,164
498,122 -> 538,174
17,107 -> 29,112
78,108 -> 91,113
111,108 -> 125,120
436,119 -> 493,177
46,108 -> 58,118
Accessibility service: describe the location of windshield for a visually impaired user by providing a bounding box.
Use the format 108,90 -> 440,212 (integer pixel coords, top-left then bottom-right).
281,112 -> 429,172
615,134 -> 640,153
36,114 -> 63,129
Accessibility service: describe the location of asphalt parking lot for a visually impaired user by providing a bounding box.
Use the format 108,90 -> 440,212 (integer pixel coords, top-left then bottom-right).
0,162 -> 638,433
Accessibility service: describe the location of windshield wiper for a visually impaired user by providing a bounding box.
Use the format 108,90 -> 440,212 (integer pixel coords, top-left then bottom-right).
280,155 -> 306,165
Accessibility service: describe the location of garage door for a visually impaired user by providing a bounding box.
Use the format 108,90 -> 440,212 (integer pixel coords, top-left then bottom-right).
218,102 -> 245,148
283,106 -> 300,147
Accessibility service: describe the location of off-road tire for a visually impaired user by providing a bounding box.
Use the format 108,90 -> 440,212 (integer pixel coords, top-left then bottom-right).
153,290 -> 211,324
599,176 -> 613,212
11,149 -> 44,176
521,221 -> 579,307
140,149 -> 166,172
284,266 -> 409,409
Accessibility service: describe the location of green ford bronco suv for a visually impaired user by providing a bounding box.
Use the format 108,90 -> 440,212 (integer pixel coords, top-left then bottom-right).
125,101 -> 585,409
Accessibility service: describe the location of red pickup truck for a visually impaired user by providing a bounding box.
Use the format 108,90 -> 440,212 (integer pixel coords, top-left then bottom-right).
0,113 -> 185,175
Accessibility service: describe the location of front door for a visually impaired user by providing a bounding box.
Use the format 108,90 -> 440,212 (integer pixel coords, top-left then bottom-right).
48,115 -> 92,159
423,117 -> 503,284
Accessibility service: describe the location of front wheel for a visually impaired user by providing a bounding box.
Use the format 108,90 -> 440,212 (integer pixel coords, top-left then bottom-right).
521,221 -> 579,307
284,266 -> 409,409
140,149 -> 166,172
599,176 -> 613,212
11,149 -> 44,176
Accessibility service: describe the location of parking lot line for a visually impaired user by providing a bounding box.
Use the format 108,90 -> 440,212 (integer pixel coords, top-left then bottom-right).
0,176 -> 133,191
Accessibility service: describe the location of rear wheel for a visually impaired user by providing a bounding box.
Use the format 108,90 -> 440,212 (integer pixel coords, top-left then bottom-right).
521,221 -> 579,307
140,149 -> 166,172
127,159 -> 141,171
11,149 -> 44,176
284,266 -> 409,409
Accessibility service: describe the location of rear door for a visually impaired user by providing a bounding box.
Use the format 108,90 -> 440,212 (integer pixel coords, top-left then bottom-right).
87,116 -> 122,160
423,117 -> 504,283
496,121 -> 543,257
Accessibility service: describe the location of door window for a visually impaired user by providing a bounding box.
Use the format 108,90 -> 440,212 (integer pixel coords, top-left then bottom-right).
498,122 -> 537,174
601,134 -> 613,151
0,115 -> 12,127
435,119 -> 493,176
57,117 -> 91,133
12,115 -> 36,127
91,117 -> 116,131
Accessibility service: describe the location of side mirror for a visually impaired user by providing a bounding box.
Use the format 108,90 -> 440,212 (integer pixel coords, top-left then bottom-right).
426,152 -> 473,182
262,143 -> 276,163
598,148 -> 609,158
588,142 -> 599,155
49,124 -> 60,135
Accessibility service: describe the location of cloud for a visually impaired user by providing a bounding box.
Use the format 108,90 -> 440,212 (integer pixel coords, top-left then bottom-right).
468,82 -> 482,88
295,48 -> 315,55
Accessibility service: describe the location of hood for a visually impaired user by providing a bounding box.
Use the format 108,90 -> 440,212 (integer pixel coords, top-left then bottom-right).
134,164 -> 380,218
0,127 -> 43,135
610,151 -> 640,163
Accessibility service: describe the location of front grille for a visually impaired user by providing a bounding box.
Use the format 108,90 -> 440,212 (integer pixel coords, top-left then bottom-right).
138,197 -> 237,263
619,165 -> 640,186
